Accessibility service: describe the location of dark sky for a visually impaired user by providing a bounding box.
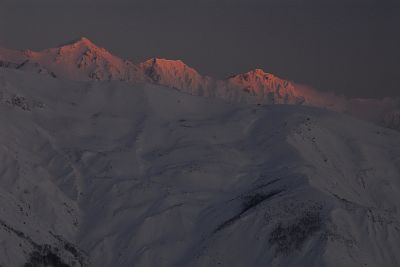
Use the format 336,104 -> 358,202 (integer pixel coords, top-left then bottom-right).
1,0 -> 399,98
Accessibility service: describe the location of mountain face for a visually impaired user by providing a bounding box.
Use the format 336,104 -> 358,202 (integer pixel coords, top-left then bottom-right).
225,69 -> 304,104
0,38 -> 139,81
0,68 -> 399,267
138,58 -> 211,95
28,37 -> 142,82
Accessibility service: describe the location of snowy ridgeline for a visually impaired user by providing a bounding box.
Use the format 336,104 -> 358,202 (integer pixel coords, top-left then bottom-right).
0,68 -> 399,267
1,38 -> 399,131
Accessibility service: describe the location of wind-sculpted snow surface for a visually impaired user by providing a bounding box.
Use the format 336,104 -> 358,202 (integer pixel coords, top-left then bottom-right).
0,68 -> 399,266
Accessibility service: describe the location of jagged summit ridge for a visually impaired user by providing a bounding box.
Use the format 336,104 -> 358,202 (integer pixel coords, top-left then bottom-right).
229,68 -> 273,78
0,38 -> 295,97
0,37 -> 377,111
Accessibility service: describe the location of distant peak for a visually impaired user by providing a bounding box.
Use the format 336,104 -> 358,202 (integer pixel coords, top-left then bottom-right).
144,58 -> 186,66
141,58 -> 200,74
74,37 -> 93,45
228,68 -> 275,80
252,68 -> 268,75
244,69 -> 272,76
57,37 -> 99,49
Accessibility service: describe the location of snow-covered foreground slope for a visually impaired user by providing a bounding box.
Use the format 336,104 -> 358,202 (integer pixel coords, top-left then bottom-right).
0,68 -> 400,267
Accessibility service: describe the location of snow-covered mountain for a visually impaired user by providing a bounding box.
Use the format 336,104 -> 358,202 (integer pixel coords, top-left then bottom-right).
138,58 -> 211,95
0,38 -> 206,86
0,38 -> 329,105
225,69 -> 303,104
28,37 -> 142,81
1,37 -> 399,131
0,67 -> 400,267
2,37 -> 400,135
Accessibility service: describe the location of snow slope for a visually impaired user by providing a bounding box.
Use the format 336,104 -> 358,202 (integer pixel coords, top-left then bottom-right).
383,110 -> 400,130
0,68 -> 399,266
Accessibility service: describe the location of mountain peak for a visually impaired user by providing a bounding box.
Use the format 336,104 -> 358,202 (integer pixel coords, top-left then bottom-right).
225,68 -> 301,104
24,37 -> 134,81
252,68 -> 268,75
74,37 -> 94,45
141,58 -> 201,78
143,58 -> 187,68
139,58 -> 206,92
58,37 -> 100,50
241,68 -> 272,77
228,69 -> 284,83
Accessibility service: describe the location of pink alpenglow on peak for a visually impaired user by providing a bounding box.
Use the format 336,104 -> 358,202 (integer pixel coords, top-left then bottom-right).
0,38 -> 308,104
138,58 -> 211,94
225,69 -> 304,104
1,37 -> 399,128
0,37 -> 141,81
28,37 -> 141,81
60,37 -> 98,48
